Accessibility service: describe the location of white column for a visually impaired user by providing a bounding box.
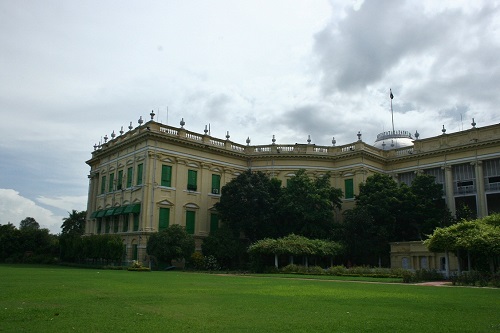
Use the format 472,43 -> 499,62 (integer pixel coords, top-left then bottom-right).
443,166 -> 456,216
474,161 -> 487,218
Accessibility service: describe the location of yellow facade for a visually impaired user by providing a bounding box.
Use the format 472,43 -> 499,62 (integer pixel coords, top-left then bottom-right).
390,241 -> 459,272
85,118 -> 500,262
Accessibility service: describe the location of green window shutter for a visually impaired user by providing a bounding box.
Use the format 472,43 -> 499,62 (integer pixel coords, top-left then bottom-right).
211,174 -> 221,194
161,165 -> 172,187
126,167 -> 133,188
101,176 -> 106,194
117,170 -> 123,190
186,211 -> 195,235
133,214 -> 139,231
345,179 -> 354,199
159,207 -> 170,231
122,216 -> 129,232
136,163 -> 143,185
210,213 -> 219,234
187,170 -> 197,191
109,173 -> 114,192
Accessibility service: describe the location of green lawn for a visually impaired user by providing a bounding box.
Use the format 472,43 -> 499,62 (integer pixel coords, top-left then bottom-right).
0,265 -> 498,332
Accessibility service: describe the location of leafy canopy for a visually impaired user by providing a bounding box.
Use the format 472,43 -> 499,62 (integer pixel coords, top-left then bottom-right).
61,210 -> 87,235
146,224 -> 195,264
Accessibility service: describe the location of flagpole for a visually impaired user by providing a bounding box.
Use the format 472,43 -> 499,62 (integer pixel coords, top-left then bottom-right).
390,89 -> 395,134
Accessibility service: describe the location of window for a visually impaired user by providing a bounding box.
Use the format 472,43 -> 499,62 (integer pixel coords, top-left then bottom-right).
211,174 -> 221,194
136,163 -> 143,186
122,216 -> 128,232
117,170 -> 123,190
159,207 -> 170,231
420,257 -> 428,269
440,257 -> 446,271
133,214 -> 139,231
113,217 -> 118,233
489,176 -> 500,184
105,219 -> 110,233
97,220 -> 102,234
161,165 -> 172,187
186,211 -> 195,234
109,173 -> 114,192
101,176 -> 107,194
132,244 -> 138,260
210,213 -> 219,234
126,167 -> 133,188
187,170 -> 197,191
344,179 -> 354,199
402,257 -> 409,269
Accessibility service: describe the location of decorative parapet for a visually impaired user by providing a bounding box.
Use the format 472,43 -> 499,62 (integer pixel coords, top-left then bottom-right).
91,119 -> 500,160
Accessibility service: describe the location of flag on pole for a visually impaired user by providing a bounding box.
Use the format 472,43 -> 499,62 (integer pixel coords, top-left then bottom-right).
390,89 -> 394,99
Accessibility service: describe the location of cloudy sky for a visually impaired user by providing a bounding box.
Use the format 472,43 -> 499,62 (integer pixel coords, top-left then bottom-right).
1,0 -> 499,233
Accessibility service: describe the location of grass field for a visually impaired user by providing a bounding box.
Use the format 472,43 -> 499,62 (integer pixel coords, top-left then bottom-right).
0,265 -> 498,332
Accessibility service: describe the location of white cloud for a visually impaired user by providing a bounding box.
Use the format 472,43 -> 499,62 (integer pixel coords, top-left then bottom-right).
37,195 -> 88,213
0,189 -> 64,234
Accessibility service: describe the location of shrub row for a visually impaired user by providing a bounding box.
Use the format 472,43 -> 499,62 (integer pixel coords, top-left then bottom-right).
278,264 -> 405,278
401,269 -> 445,283
450,271 -> 500,287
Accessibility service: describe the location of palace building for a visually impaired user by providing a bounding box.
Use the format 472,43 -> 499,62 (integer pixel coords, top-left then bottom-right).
85,113 -> 500,263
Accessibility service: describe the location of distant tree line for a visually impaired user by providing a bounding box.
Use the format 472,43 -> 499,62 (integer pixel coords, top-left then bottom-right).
0,210 -> 124,265
0,217 -> 58,264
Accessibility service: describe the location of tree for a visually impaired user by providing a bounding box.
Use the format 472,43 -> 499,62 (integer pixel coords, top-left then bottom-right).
248,234 -> 342,269
215,170 -> 282,242
341,173 -> 453,266
408,174 -> 453,238
0,223 -> 21,261
146,224 -> 195,265
61,210 -> 87,235
19,217 -> 40,230
338,206 -> 380,266
201,225 -> 244,269
425,214 -> 500,274
354,173 -> 400,266
277,170 -> 343,239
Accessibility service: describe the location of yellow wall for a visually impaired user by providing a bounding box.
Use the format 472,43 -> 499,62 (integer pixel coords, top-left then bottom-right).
85,120 -> 500,262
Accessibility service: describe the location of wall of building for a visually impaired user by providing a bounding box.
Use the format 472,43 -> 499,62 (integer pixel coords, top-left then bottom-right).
390,241 -> 459,272
85,120 -> 500,262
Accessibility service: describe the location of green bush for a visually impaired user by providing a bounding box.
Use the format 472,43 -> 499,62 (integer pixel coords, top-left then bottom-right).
451,271 -> 492,287
489,273 -> 500,288
204,255 -> 221,271
190,252 -> 205,270
326,265 -> 347,276
308,266 -> 325,275
401,269 -> 444,283
127,267 -> 151,272
280,264 -> 300,273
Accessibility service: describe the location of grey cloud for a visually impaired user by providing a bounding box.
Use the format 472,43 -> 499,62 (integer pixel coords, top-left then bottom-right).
314,1 -> 461,94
